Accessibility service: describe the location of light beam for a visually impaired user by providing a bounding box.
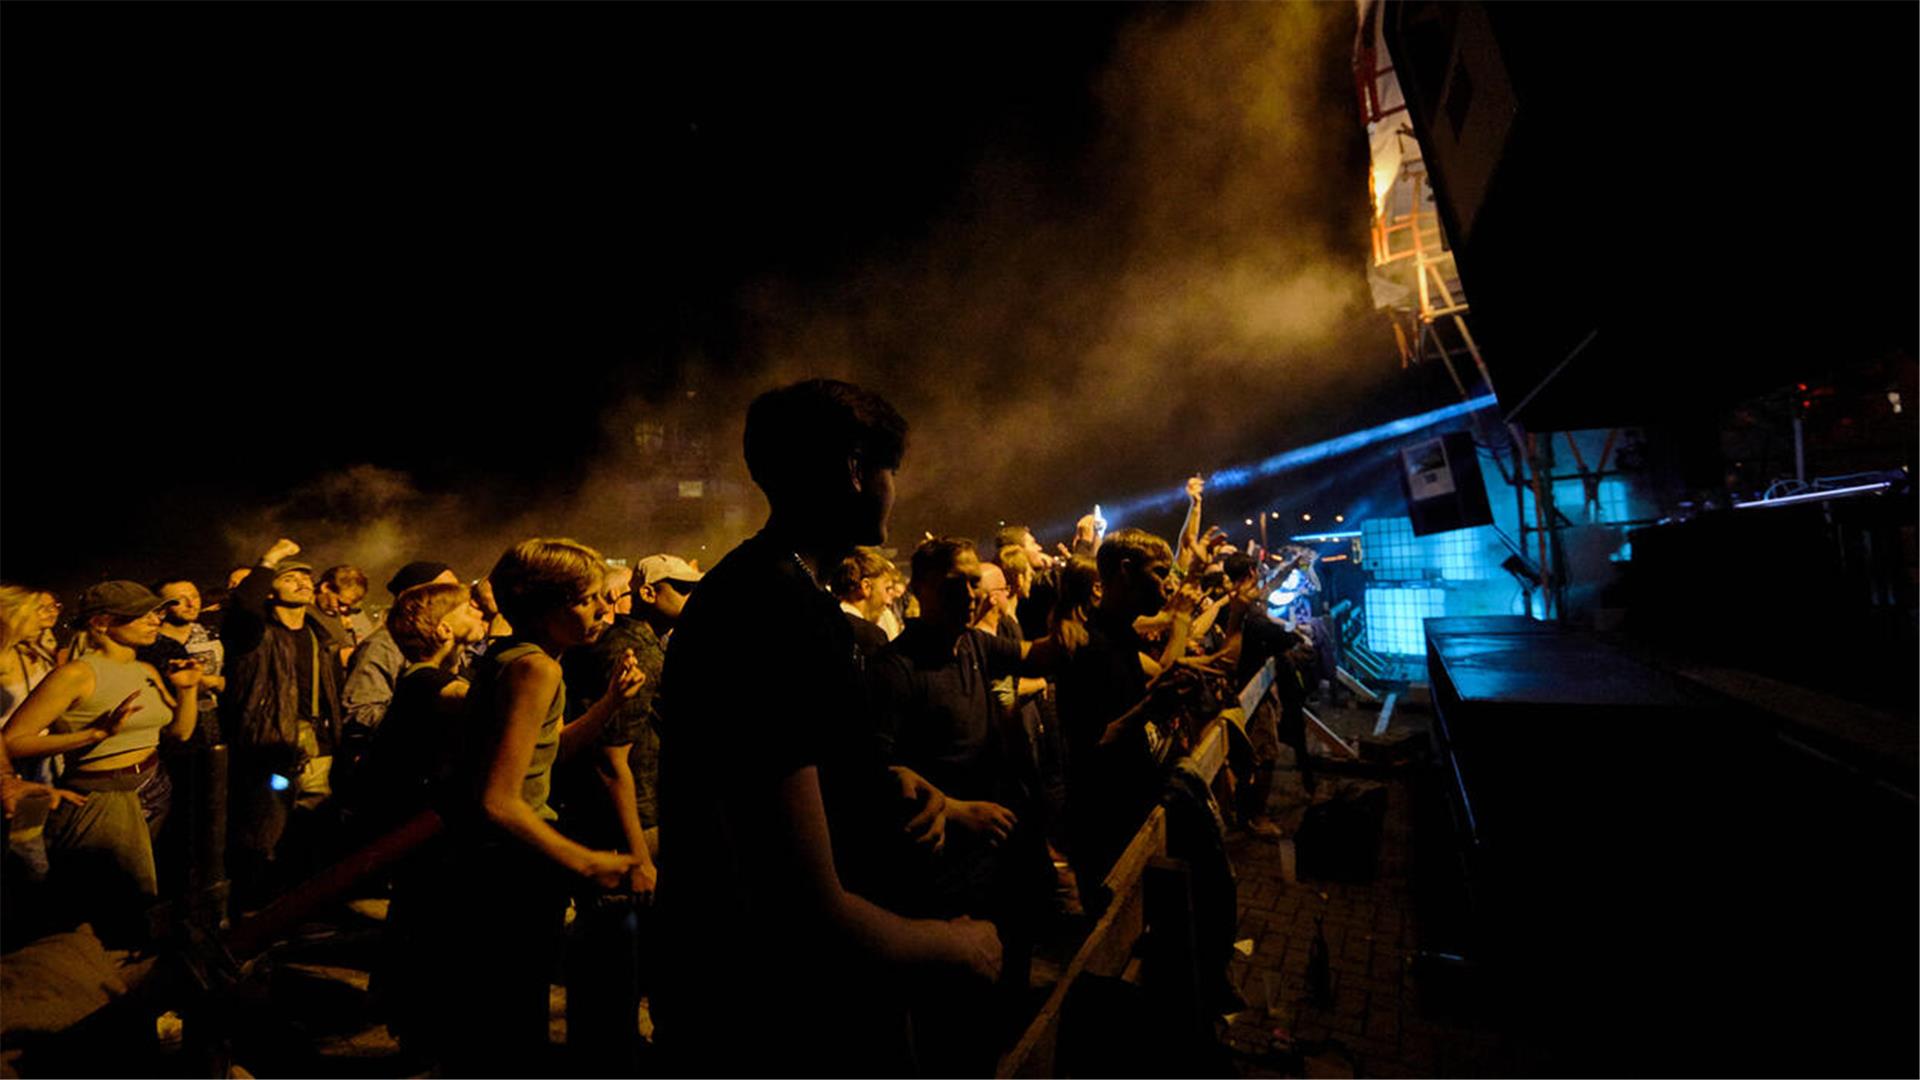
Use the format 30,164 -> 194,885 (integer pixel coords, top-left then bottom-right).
1089,393 -> 1498,527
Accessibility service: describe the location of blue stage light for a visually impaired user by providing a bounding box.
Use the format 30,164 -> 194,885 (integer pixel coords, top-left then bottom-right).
1089,394 -> 1498,527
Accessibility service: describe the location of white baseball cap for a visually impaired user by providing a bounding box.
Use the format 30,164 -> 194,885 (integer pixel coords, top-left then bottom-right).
636,554 -> 704,589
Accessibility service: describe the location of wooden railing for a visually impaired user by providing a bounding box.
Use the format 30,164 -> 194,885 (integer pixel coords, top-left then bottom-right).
996,660 -> 1277,1077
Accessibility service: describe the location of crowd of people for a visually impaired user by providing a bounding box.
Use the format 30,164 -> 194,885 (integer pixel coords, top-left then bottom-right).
0,378 -> 1338,1076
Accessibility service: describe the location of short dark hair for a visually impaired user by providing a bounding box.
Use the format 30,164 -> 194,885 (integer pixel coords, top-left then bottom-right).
743,379 -> 908,503
992,524 -> 1032,553
319,565 -> 370,594
151,576 -> 195,594
1095,528 -> 1172,586
1222,553 -> 1257,583
910,536 -> 977,589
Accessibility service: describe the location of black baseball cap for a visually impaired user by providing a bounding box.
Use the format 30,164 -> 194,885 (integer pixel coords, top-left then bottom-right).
387,560 -> 454,596
73,581 -> 176,621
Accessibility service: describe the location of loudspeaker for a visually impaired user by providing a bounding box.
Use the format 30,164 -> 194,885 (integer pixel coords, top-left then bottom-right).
1398,430 -> 1493,536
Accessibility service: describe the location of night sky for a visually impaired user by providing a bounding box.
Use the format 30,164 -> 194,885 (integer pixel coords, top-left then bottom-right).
4,3 -> 1432,593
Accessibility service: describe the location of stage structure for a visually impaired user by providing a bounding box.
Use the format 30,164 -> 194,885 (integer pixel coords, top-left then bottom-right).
1351,0 -> 1655,623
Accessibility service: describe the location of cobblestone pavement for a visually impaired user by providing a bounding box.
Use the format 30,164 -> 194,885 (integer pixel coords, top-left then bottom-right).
1216,698 -> 1529,1079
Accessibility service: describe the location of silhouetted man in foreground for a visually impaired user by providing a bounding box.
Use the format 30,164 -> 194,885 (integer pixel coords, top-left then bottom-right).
653,379 -> 1000,1076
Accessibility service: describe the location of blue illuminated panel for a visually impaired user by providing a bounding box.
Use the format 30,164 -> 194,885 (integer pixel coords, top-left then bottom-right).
1362,517 -> 1424,581
1361,517 -> 1500,582
1365,587 -> 1446,656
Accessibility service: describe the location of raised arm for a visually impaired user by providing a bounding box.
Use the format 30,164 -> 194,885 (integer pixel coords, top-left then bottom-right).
1153,581 -> 1202,673
223,538 -> 301,658
1174,475 -> 1205,574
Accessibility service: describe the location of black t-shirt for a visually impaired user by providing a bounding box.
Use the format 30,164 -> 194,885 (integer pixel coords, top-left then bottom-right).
280,621 -> 329,751
136,634 -> 189,671
1054,608 -> 1149,774
869,623 -> 1021,801
653,530 -> 906,1062
845,610 -> 890,660
1238,603 -> 1303,689
356,662 -> 462,829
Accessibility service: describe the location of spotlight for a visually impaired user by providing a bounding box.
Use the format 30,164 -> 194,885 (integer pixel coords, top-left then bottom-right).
1301,513 -> 1312,522
1335,514 -> 1345,523
1244,518 -> 1254,526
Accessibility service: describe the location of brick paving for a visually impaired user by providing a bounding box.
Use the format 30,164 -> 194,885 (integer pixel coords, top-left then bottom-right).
1216,699 -> 1527,1078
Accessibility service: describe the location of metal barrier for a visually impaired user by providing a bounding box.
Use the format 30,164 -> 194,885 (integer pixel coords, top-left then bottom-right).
995,662 -> 1268,1077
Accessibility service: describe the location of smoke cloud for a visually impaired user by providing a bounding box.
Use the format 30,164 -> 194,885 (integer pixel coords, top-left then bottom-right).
737,2 -> 1391,542
224,2 -> 1393,593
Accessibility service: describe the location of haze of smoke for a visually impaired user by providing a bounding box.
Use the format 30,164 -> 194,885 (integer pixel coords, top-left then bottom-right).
219,464 -> 659,604
239,2 -> 1387,584
738,1 -> 1385,543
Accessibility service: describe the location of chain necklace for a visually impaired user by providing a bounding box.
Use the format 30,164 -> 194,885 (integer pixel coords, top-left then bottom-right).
788,549 -> 828,593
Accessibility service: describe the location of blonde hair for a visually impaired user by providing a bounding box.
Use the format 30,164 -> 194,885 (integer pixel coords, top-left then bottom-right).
388,581 -> 474,663
603,564 -> 634,598
0,585 -> 39,653
488,538 -> 606,629
830,546 -> 894,602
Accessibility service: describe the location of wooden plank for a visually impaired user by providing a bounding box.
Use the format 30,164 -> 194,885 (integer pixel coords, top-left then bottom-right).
1103,806 -> 1167,894
1372,691 -> 1399,737
1336,665 -> 1381,702
1238,659 -> 1277,717
1304,707 -> 1362,760
997,807 -> 1166,1078
1082,874 -> 1148,979
1190,716 -> 1228,785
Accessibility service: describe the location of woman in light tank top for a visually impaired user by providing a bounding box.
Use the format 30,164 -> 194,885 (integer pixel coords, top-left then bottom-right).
417,539 -> 645,1076
2,581 -> 201,935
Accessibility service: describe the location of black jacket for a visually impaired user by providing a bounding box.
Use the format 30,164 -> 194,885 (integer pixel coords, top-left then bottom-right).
218,563 -> 343,767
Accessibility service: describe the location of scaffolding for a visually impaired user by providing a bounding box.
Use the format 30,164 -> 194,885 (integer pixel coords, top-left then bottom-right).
1352,0 -> 1495,402
1353,0 -> 1583,621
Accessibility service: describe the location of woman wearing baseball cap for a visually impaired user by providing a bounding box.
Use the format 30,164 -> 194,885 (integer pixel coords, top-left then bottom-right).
1,580 -> 202,939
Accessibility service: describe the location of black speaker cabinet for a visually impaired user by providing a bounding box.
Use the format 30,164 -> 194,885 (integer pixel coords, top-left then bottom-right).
1399,430 -> 1493,536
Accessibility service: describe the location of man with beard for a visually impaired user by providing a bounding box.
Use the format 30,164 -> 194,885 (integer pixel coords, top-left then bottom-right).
218,539 -> 344,909
653,379 -> 1000,1076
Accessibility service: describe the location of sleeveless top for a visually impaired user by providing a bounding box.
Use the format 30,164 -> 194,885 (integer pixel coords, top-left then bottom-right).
466,640 -> 563,822
54,655 -> 174,767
